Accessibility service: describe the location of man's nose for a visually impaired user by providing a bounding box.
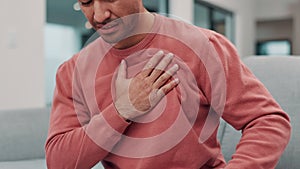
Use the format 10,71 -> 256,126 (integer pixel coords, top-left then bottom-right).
93,1 -> 111,23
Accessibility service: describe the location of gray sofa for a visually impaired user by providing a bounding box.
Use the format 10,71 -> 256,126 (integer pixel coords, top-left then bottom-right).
0,107 -> 50,169
218,56 -> 300,168
0,56 -> 298,169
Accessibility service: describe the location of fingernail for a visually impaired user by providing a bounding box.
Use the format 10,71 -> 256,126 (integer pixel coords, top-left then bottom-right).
174,78 -> 180,84
167,53 -> 174,59
174,64 -> 179,70
157,50 -> 164,55
121,59 -> 126,66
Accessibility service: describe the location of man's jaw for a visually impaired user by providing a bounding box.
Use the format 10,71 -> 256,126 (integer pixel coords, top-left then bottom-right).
94,19 -> 122,35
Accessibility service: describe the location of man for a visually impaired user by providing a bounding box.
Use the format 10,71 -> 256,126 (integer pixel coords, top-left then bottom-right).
45,0 -> 291,168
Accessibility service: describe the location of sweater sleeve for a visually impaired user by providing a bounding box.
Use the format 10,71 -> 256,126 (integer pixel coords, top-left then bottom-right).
204,31 -> 291,169
45,58 -> 131,169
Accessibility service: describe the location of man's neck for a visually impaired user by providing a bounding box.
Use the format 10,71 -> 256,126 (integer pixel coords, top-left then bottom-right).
114,12 -> 155,49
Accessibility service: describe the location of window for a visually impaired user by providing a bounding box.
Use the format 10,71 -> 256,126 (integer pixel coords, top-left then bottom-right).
194,0 -> 235,43
44,23 -> 81,106
256,40 -> 292,55
143,0 -> 169,14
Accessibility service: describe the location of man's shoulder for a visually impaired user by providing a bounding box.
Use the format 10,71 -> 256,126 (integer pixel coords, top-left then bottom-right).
55,54 -> 79,78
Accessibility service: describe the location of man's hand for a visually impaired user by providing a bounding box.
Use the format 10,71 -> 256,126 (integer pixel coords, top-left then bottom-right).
114,51 -> 179,120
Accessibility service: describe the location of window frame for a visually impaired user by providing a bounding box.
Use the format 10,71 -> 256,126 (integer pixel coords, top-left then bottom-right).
194,0 -> 235,43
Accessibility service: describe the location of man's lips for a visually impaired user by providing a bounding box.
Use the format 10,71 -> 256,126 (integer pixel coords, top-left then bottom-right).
95,20 -> 121,35
100,21 -> 119,30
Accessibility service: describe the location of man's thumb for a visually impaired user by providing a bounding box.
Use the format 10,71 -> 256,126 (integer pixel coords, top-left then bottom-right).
117,59 -> 127,80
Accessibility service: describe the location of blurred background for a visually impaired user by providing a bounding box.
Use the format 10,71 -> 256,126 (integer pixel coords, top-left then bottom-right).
1,0 -> 300,110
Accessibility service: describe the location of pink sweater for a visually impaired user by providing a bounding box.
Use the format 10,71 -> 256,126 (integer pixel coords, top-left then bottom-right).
45,14 -> 291,169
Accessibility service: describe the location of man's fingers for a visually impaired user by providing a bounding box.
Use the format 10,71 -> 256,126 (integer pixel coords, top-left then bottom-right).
153,64 -> 179,88
117,60 -> 127,80
157,78 -> 180,98
150,53 -> 174,81
141,50 -> 164,76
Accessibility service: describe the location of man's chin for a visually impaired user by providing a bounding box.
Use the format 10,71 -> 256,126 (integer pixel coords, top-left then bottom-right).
101,34 -> 124,45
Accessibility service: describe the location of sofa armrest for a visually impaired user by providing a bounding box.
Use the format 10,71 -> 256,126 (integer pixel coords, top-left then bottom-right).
0,107 -> 50,161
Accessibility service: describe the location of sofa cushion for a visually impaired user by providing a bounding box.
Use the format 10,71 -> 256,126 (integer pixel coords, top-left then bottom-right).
218,119 -> 241,162
219,56 -> 300,168
0,159 -> 46,169
243,56 -> 300,106
0,107 -> 50,161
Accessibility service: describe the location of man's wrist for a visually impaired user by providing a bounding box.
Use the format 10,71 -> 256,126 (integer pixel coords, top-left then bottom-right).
113,102 -> 132,123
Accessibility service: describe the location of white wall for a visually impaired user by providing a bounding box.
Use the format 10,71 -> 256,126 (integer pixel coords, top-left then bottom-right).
291,2 -> 300,55
169,0 -> 256,57
0,0 -> 46,110
255,0 -> 297,21
256,19 -> 293,41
